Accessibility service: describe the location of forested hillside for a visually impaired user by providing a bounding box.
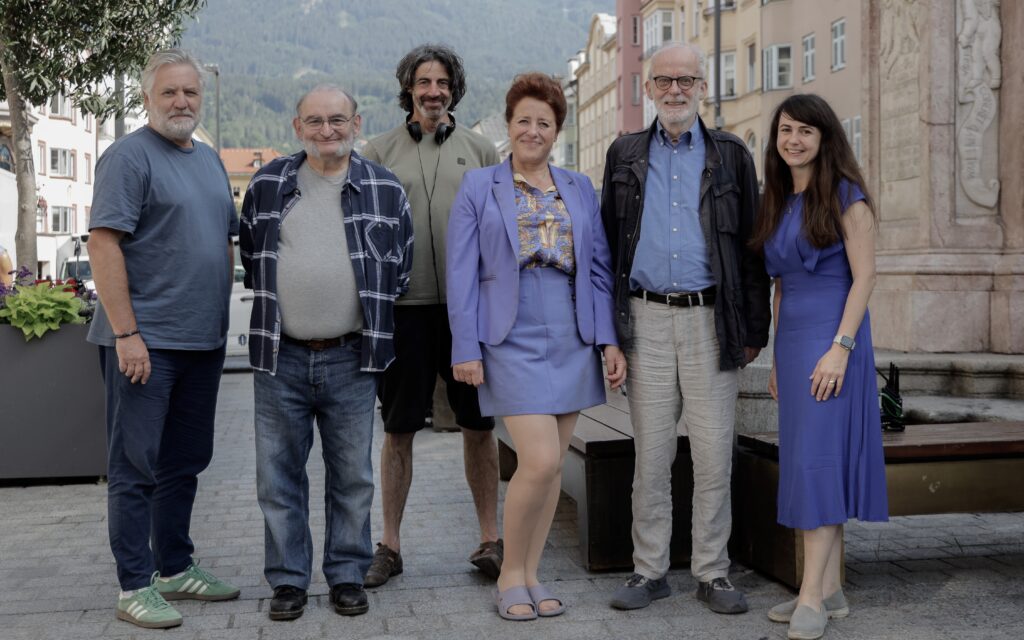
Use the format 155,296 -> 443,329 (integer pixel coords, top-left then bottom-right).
180,0 -> 612,151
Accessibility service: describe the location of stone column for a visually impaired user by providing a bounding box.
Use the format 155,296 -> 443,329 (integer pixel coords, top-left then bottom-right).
865,0 -> 1023,353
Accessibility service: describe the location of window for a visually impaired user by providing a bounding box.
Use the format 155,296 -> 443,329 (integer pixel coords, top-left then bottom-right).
722,52 -> 736,98
38,142 -> 46,175
232,186 -> 241,198
565,142 -> 575,164
632,15 -> 640,46
84,153 -> 92,184
831,19 -> 846,70
632,73 -> 642,106
51,206 -> 73,234
680,10 -> 685,42
693,1 -> 700,38
745,132 -> 757,157
643,14 -> 657,56
49,93 -> 72,119
85,206 -> 91,229
841,118 -> 852,143
0,144 -> 12,172
802,33 -> 816,82
747,44 -> 757,92
763,44 -> 792,90
50,148 -> 75,179
36,202 -> 46,233
853,116 -> 862,163
84,113 -> 93,132
661,10 -> 673,42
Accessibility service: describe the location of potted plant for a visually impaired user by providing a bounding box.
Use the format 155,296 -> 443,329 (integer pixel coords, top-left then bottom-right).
0,267 -> 107,480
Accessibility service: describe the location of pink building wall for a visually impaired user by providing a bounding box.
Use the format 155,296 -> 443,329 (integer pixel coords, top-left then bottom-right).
617,0 -> 645,135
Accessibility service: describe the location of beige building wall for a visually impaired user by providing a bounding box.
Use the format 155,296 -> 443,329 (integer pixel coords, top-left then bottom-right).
639,1 -> 764,174
576,13 -> 619,189
760,0 -> 864,168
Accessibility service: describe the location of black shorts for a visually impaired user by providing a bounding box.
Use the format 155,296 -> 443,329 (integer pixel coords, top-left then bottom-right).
378,304 -> 494,434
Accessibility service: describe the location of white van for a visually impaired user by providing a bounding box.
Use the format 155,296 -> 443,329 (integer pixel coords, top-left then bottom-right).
226,240 -> 253,358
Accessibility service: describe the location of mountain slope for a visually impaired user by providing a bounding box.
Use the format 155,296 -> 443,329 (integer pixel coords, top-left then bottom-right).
180,0 -> 613,151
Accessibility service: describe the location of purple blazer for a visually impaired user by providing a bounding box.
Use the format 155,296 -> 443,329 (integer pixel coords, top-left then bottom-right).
446,158 -> 618,365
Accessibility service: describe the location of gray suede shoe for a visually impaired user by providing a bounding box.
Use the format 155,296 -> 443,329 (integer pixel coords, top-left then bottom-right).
769,589 -> 849,622
788,604 -> 828,640
609,574 -> 671,610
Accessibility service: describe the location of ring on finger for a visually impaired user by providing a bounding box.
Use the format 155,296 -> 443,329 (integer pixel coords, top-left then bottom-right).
826,379 -> 836,385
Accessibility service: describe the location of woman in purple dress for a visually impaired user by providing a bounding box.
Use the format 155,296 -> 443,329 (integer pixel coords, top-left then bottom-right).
751,94 -> 888,640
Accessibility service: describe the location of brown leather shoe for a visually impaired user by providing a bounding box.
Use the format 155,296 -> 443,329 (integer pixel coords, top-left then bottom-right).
364,543 -> 402,588
469,539 -> 503,580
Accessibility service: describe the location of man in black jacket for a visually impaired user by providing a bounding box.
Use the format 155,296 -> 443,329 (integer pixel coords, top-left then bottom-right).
601,43 -> 770,614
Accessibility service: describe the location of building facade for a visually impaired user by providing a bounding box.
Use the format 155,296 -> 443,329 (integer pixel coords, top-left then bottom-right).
576,13 -> 618,189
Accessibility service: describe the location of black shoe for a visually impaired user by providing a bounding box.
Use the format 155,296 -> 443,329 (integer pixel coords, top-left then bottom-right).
268,585 -> 307,621
696,577 -> 749,614
330,583 -> 369,616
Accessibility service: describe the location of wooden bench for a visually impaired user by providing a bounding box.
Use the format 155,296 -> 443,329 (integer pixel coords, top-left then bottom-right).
731,422 -> 1024,588
496,386 -> 698,571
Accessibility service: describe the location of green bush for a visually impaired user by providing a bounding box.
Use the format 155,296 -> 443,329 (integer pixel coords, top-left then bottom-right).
0,281 -> 85,340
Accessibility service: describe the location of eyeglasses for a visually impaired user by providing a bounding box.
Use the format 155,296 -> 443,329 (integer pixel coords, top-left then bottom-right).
301,115 -> 355,130
651,75 -> 703,91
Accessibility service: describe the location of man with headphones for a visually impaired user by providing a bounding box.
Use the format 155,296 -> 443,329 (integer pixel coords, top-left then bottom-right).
361,43 -> 502,588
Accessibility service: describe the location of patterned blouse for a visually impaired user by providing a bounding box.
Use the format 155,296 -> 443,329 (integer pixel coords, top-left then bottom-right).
513,173 -> 575,274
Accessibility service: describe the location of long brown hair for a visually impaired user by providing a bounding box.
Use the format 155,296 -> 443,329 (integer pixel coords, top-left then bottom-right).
751,94 -> 875,251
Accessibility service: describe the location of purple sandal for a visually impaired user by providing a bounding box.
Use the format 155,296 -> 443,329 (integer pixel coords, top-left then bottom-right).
528,584 -> 566,617
494,585 -> 537,621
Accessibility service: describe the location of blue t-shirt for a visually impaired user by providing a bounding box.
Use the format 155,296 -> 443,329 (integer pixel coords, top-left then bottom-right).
87,126 -> 238,350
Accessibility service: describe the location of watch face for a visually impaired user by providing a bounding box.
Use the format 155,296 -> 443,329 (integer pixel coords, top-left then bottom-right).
841,336 -> 855,349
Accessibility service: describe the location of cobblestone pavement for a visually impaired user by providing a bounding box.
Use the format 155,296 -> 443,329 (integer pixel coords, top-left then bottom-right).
1,372 -> 1022,639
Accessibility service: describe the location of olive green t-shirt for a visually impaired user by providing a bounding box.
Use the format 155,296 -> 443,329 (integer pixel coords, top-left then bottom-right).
362,123 -> 499,305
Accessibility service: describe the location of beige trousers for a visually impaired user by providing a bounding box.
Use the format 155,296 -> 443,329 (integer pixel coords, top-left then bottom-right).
625,298 -> 738,581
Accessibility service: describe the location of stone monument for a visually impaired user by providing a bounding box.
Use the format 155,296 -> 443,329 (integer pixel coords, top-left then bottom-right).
865,0 -> 1023,354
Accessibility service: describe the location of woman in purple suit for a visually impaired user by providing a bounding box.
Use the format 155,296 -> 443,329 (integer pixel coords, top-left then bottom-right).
447,73 -> 626,621
752,94 -> 888,640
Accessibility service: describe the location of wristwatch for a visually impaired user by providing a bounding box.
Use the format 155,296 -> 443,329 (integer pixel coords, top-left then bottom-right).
833,334 -> 856,351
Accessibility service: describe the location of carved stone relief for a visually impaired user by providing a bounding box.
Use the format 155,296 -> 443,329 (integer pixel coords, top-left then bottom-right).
956,0 -> 1001,210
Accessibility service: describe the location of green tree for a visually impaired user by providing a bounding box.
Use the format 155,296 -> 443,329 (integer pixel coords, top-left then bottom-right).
0,0 -> 206,271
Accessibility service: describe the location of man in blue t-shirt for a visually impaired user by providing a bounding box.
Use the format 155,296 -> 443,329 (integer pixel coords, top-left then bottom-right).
88,49 -> 240,630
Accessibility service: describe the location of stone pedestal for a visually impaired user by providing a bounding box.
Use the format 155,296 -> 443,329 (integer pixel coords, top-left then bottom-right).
865,0 -> 1023,354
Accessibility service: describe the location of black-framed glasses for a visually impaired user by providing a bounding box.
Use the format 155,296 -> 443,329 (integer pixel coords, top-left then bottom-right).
652,75 -> 703,91
302,115 -> 355,130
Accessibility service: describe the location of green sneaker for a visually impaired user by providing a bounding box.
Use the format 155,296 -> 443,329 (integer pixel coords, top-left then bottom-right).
116,583 -> 183,629
156,561 -> 241,601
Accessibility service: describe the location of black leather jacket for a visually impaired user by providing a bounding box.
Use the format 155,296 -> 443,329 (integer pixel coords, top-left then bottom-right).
600,117 -> 771,370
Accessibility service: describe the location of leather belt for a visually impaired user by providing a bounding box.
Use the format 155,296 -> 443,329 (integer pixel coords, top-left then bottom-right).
281,332 -> 360,351
631,286 -> 716,307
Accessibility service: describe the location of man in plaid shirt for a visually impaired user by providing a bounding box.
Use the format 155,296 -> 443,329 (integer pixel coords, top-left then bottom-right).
240,85 -> 412,622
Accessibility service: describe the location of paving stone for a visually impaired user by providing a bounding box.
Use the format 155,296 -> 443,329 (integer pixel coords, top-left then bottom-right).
1,371 -> 1022,639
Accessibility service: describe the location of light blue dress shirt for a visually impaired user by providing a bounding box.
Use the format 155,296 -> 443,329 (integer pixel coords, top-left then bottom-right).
629,117 -> 714,294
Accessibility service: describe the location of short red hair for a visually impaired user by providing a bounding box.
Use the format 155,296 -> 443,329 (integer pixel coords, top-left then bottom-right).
504,72 -> 567,132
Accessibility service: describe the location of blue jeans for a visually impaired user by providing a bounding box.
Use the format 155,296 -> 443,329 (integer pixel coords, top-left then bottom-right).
254,339 -> 377,589
101,346 -> 225,591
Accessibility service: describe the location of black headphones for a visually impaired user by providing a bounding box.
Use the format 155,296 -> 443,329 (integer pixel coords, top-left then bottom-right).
406,113 -> 456,145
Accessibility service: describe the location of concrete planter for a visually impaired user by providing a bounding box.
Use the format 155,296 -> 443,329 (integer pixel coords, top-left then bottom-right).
0,323 -> 107,480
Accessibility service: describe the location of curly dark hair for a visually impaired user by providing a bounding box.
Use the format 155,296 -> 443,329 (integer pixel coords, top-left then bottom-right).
504,72 -> 567,132
395,43 -> 466,113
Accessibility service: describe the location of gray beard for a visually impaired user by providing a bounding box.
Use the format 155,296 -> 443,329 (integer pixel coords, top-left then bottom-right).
304,137 -> 354,159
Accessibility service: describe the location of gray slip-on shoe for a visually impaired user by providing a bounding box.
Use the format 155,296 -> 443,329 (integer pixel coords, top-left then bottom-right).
609,573 -> 671,610
788,604 -> 828,640
769,589 -> 849,622
696,576 -> 749,614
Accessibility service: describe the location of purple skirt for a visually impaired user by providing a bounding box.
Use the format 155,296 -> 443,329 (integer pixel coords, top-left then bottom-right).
477,267 -> 605,417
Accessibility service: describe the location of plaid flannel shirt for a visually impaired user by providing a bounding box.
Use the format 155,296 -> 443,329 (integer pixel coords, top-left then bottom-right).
240,150 -> 413,373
